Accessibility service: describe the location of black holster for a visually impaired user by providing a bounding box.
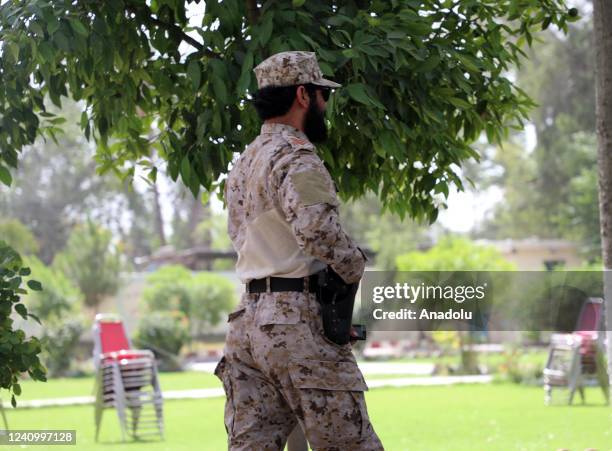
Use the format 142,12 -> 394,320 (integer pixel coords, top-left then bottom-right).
314,266 -> 359,345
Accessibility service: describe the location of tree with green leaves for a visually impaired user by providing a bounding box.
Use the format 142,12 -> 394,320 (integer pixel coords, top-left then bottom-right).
0,0 -> 578,223
471,15 -> 601,259
0,219 -> 39,257
0,100 -> 161,264
0,242 -> 47,408
52,217 -> 123,313
0,0 -> 581,412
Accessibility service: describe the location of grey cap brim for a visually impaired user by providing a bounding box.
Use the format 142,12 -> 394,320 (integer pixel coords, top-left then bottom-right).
312,77 -> 342,88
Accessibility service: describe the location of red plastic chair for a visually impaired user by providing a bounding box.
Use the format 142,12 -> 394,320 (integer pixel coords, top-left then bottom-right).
93,314 -> 155,369
544,298 -> 609,405
92,313 -> 164,442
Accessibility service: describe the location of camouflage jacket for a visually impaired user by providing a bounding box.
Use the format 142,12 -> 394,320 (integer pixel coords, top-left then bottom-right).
224,122 -> 367,284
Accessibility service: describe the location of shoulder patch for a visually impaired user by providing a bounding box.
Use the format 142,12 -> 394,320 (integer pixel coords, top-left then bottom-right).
290,170 -> 339,207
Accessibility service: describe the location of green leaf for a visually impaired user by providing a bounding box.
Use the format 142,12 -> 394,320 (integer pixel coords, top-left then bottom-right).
187,60 -> 201,90
48,117 -> 67,125
38,41 -> 55,63
18,267 -> 31,276
210,60 -> 229,104
434,182 -> 449,197
53,29 -> 71,52
6,42 -> 20,62
415,55 -> 441,72
259,13 -> 274,47
180,156 -> 192,185
69,19 -> 88,36
47,19 -> 60,35
379,130 -> 401,159
27,279 -> 42,291
15,304 -> 28,319
455,53 -> 481,72
292,0 -> 306,6
236,51 -> 253,95
346,83 -> 373,106
0,165 -> 12,186
11,394 -> 16,408
428,207 -> 439,225
27,312 -> 42,325
447,97 -> 471,109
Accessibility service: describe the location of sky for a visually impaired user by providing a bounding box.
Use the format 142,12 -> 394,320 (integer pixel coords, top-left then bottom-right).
437,124 -> 537,232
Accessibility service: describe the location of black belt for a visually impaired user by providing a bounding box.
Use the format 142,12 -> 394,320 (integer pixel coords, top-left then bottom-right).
246,275 -> 319,293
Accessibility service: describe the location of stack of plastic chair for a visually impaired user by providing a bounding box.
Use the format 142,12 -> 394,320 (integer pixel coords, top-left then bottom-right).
92,313 -> 164,442
543,297 -> 608,405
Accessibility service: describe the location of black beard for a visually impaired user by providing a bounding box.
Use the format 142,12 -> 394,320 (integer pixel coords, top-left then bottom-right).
303,99 -> 328,143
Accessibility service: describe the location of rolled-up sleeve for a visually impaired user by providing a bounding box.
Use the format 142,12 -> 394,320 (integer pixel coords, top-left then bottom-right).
270,149 -> 366,284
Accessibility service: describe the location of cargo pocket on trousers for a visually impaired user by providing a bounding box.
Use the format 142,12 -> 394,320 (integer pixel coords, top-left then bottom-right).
287,359 -> 370,446
227,307 -> 246,322
214,356 -> 235,436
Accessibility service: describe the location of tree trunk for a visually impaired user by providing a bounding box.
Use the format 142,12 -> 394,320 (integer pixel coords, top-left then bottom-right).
151,181 -> 167,247
593,0 -> 612,391
185,193 -> 205,248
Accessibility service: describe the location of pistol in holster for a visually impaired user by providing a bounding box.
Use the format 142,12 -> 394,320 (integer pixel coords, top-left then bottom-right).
315,266 -> 364,345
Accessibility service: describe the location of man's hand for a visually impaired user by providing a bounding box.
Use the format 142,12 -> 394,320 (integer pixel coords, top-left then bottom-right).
349,326 -> 359,345
349,324 -> 366,345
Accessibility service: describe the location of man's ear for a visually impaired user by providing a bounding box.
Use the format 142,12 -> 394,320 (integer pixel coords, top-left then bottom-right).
296,85 -> 310,108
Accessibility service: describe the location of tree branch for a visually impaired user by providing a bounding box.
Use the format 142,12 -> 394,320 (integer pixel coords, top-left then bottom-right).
126,3 -> 220,59
246,0 -> 260,25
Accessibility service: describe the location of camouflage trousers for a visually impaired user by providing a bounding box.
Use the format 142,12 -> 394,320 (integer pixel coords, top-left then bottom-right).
214,290 -> 384,451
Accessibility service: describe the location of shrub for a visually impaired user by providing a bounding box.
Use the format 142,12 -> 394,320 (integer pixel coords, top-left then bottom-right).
0,241 -> 46,407
40,318 -> 85,377
0,219 -> 39,256
186,272 -> 235,336
141,265 -> 236,336
133,311 -> 190,371
22,255 -> 81,321
142,265 -> 192,316
496,347 -> 544,385
21,255 -> 86,377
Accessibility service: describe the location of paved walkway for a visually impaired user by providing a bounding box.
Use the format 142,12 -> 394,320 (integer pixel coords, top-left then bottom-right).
10,375 -> 493,409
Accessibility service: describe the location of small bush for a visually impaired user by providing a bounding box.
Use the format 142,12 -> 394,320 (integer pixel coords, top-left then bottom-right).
142,265 -> 192,316
133,311 -> 191,371
187,272 -> 235,336
40,318 -> 85,377
22,255 -> 86,377
497,347 -> 544,385
141,265 -> 236,336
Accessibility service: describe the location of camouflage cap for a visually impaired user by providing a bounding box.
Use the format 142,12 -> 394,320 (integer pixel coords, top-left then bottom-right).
253,51 -> 342,90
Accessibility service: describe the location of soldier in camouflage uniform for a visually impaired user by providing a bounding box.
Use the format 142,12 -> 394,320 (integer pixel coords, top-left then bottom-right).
216,51 -> 384,451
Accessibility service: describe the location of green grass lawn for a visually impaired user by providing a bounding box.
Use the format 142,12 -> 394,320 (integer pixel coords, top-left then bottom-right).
3,383 -> 610,450
13,350 -> 550,401
386,349 -> 549,370
13,371 -> 222,401
13,371 -> 426,401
